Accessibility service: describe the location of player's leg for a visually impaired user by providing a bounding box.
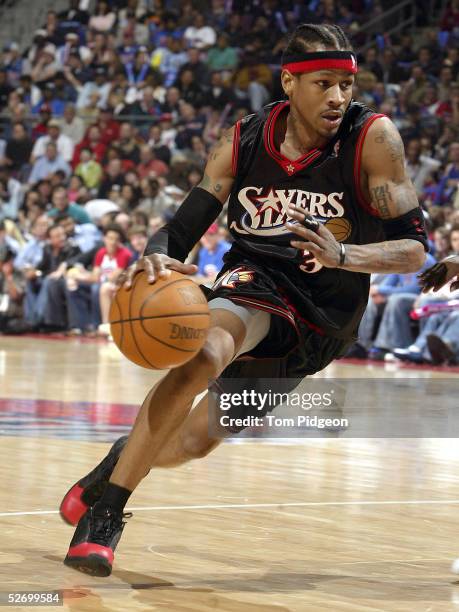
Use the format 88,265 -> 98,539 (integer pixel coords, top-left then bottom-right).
63,306 -> 249,576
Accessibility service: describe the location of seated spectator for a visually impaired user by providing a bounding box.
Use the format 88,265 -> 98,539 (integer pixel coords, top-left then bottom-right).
30,44 -> 59,84
24,223 -> 80,329
89,1 -> 116,33
206,34 -> 238,74
75,148 -> 103,190
76,65 -> 112,111
97,107 -> 120,144
0,246 -> 28,334
28,142 -> 72,186
72,125 -> 106,166
112,122 -> 140,165
234,48 -> 273,112
206,71 -> 235,110
435,142 -> 459,204
2,122 -> 33,174
55,212 -> 101,253
175,68 -> 205,109
151,37 -> 188,88
178,46 -> 210,85
47,184 -> 91,224
348,253 -> 436,360
194,222 -> 231,284
127,224 -> 148,263
31,120 -> 74,164
66,223 -> 131,336
0,165 -> 22,221
135,177 -> 174,218
137,145 -> 169,179
98,158 -> 125,198
405,138 -> 442,197
14,214 -> 50,272
58,103 -> 86,145
433,226 -> 452,259
184,13 -> 216,50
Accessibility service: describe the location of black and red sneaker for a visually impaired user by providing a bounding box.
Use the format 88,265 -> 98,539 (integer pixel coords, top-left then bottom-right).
64,505 -> 131,576
60,436 -> 128,526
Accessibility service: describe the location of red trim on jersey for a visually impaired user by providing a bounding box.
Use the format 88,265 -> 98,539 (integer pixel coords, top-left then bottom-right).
282,59 -> 358,74
277,288 -> 326,336
353,113 -> 385,216
263,102 -> 322,176
231,120 -> 241,177
230,296 -> 297,327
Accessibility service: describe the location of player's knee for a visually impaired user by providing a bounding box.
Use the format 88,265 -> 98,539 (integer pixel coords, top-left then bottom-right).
184,329 -> 235,379
181,431 -> 216,460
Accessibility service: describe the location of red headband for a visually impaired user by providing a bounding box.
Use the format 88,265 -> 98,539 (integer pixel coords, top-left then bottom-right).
282,51 -> 358,74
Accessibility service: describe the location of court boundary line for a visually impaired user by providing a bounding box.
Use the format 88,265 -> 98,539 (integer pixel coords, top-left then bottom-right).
3,498 -> 459,517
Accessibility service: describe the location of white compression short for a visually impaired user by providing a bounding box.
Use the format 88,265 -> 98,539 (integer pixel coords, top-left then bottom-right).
208,297 -> 271,359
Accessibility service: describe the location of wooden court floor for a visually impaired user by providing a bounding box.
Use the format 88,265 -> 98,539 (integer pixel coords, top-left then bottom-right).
1,335 -> 459,611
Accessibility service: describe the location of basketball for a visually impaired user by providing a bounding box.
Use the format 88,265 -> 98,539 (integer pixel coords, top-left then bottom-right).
324,217 -> 352,242
109,271 -> 210,370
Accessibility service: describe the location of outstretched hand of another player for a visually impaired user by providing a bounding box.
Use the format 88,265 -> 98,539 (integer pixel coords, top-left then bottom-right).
418,254 -> 459,293
118,254 -> 198,290
287,205 -> 342,268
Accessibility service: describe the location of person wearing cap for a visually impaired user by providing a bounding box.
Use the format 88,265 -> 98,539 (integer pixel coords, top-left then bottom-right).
31,119 -> 74,163
30,43 -> 59,83
76,64 -> 111,110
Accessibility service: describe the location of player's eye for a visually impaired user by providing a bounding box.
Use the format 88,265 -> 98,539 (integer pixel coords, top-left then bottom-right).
317,80 -> 330,88
341,81 -> 353,90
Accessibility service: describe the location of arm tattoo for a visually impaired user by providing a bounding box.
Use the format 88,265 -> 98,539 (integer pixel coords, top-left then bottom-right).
374,128 -> 404,163
370,183 -> 393,219
199,172 -> 223,196
209,128 -> 233,161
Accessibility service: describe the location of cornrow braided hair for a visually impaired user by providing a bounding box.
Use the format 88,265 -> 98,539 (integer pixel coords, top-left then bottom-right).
282,23 -> 353,63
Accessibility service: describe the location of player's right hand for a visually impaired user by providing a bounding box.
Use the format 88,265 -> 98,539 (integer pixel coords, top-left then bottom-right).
118,253 -> 198,290
418,254 -> 459,293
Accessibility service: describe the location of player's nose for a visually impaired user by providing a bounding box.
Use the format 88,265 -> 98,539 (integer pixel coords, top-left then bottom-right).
327,83 -> 345,107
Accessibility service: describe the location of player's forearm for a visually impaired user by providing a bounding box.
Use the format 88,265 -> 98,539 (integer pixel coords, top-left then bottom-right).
341,239 -> 426,274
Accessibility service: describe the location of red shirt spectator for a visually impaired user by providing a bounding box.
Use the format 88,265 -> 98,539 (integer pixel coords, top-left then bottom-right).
94,244 -> 132,282
137,145 -> 169,178
72,125 -> 107,167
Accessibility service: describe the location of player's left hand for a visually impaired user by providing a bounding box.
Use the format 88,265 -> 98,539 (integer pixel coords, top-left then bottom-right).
418,254 -> 459,292
287,205 -> 341,268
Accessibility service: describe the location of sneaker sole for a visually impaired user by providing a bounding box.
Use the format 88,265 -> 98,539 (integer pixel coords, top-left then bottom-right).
59,436 -> 129,525
64,554 -> 112,577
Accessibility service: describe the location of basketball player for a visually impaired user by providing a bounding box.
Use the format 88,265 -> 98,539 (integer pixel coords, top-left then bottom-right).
61,24 -> 428,576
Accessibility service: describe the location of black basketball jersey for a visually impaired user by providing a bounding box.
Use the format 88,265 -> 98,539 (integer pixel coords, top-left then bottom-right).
221,100 -> 386,340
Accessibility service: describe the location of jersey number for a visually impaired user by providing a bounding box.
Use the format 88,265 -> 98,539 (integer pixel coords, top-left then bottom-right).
299,250 -> 323,274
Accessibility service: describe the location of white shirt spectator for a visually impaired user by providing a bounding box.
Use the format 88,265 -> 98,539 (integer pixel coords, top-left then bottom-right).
184,25 -> 216,50
406,155 -> 442,195
32,133 -> 74,164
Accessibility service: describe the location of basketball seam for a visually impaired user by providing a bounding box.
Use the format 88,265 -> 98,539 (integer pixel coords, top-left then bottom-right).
143,277 -> 205,300
113,290 -> 124,350
110,312 -> 210,324
128,273 -> 158,369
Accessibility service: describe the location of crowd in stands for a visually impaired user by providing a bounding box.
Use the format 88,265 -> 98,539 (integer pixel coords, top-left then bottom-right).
0,0 -> 459,366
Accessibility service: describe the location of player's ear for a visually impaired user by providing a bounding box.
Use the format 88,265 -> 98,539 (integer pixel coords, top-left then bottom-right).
281,69 -> 295,97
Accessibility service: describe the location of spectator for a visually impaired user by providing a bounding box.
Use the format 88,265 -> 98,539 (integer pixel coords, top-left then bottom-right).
31,119 -> 74,164
184,13 -> 217,50
75,148 -> 103,190
127,224 -> 148,262
14,214 -> 50,272
0,246 -> 27,334
179,46 -> 210,85
0,165 -> 22,221
28,142 -> 72,185
76,65 -> 112,110
405,138 -> 442,196
72,125 -> 106,166
195,222 -> 231,283
58,103 -> 86,145
89,1 -> 116,33
2,122 -> 33,174
24,223 -> 80,329
234,48 -> 272,111
137,144 -> 169,178
98,158 -> 125,198
113,122 -> 140,165
206,34 -> 238,73
55,212 -> 101,253
47,185 -> 92,225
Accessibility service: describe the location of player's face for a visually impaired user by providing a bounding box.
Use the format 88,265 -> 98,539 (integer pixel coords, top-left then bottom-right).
286,69 -> 354,139
450,230 -> 459,254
